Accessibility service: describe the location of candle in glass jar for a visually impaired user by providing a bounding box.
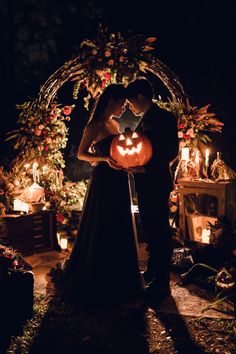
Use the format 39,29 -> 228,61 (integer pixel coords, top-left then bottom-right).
201,229 -> 210,243
181,147 -> 189,160
60,238 -> 68,250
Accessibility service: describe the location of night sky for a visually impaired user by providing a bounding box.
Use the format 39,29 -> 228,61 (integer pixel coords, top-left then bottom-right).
1,0 -> 236,173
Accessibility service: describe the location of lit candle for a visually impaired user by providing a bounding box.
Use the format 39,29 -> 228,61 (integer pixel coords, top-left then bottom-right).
201,229 -> 210,243
56,232 -> 61,244
195,150 -> 200,179
32,162 -> 38,184
205,149 -> 209,168
205,148 -> 210,179
42,165 -> 48,175
181,147 -> 189,160
195,150 -> 200,165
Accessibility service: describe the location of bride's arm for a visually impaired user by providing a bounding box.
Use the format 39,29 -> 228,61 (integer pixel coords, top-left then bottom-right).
78,124 -> 121,170
77,124 -> 107,164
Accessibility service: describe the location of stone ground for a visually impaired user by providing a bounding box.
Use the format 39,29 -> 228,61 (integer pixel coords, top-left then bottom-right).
25,243 -> 234,319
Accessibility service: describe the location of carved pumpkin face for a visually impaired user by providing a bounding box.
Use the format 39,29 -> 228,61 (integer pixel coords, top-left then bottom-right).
215,267 -> 236,290
110,130 -> 153,168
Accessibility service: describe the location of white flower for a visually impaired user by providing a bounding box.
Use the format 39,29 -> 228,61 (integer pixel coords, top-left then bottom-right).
178,131 -> 184,138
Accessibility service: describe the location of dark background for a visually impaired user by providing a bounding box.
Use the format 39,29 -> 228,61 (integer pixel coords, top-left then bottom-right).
1,0 -> 236,177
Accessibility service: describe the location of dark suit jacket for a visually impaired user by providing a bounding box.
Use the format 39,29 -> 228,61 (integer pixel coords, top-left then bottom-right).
134,103 -> 179,194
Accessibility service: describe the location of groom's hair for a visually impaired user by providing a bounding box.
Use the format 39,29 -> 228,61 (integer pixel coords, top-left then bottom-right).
126,78 -> 154,100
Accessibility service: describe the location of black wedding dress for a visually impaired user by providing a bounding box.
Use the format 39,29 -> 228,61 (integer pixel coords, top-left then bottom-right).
61,135 -> 142,303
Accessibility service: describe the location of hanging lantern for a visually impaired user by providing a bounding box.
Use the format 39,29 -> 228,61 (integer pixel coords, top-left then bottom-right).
215,267 -> 236,290
110,130 -> 153,169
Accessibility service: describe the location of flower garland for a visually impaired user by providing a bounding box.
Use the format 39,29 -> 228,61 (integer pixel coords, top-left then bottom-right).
155,97 -> 224,148
6,101 -> 74,169
44,179 -> 88,231
3,26 -> 225,233
70,24 -> 157,109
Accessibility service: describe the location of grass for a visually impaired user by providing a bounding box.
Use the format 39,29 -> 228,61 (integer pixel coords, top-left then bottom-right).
3,291 -> 236,354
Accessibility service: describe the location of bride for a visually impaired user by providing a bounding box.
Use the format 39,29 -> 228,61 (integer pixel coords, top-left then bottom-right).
61,84 -> 142,303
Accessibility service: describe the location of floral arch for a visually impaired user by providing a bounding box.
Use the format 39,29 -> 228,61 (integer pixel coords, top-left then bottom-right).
5,26 -> 223,231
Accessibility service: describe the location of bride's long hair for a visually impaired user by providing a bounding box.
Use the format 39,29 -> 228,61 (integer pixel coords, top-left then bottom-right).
88,84 -> 125,123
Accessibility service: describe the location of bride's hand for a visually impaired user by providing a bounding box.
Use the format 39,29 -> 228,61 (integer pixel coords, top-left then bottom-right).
105,157 -> 122,170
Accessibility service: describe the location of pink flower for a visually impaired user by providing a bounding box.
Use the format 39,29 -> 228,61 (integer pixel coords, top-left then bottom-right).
12,259 -> 18,267
44,145 -> 49,152
108,59 -> 114,66
104,50 -> 111,57
35,129 -> 42,136
179,141 -> 186,148
119,56 -> 126,62
63,106 -> 72,115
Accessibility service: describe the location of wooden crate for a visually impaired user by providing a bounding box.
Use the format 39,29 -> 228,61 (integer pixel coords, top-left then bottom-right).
1,210 -> 59,255
178,180 -> 236,241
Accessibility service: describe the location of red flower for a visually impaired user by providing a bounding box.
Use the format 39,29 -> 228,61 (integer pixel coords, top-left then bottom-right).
104,72 -> 111,81
178,123 -> 186,129
44,145 -> 49,152
42,130 -> 48,136
56,213 -> 64,223
63,106 -> 72,115
183,134 -> 190,140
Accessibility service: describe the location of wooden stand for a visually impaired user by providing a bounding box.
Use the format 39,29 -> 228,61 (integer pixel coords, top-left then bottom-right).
178,179 -> 236,241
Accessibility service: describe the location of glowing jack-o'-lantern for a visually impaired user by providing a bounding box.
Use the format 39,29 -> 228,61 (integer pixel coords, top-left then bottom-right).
215,267 -> 236,290
110,130 -> 153,168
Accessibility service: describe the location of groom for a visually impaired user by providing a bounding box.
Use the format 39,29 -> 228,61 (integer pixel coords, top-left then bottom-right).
126,78 -> 179,301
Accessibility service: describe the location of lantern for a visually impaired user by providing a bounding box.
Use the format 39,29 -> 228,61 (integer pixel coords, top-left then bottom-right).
110,130 -> 153,169
215,267 -> 236,290
59,231 -> 68,250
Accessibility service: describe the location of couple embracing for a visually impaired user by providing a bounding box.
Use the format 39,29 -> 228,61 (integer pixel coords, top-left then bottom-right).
62,78 -> 179,304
